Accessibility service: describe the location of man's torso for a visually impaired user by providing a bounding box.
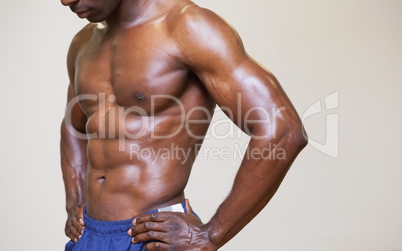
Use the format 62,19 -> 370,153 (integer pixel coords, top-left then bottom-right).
72,3 -> 215,221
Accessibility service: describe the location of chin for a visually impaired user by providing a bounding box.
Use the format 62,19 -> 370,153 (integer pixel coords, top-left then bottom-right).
89,18 -> 108,23
87,17 -> 103,23
86,12 -> 107,23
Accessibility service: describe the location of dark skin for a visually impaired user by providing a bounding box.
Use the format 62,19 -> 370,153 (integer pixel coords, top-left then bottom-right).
60,0 -> 307,249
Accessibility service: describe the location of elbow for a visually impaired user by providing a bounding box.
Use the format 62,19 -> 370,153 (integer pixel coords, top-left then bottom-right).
261,118 -> 308,152
291,124 -> 308,151
249,116 -> 308,152
283,120 -> 308,152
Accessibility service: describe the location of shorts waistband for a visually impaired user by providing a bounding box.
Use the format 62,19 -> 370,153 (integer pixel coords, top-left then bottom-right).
83,201 -> 186,235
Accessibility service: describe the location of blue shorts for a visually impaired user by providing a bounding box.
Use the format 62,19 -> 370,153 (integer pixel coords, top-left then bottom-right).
65,202 -> 190,251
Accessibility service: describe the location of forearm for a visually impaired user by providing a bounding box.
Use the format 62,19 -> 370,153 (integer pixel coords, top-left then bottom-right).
60,120 -> 88,212
206,127 -> 307,248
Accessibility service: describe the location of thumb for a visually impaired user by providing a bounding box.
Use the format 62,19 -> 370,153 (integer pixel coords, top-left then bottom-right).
185,199 -> 193,214
78,203 -> 85,225
78,203 -> 85,217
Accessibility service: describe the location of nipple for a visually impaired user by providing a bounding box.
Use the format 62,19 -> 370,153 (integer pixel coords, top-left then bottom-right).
134,93 -> 146,102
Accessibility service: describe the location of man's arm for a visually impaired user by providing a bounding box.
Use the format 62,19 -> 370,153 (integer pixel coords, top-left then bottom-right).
130,6 -> 307,250
60,31 -> 89,243
175,8 -> 308,247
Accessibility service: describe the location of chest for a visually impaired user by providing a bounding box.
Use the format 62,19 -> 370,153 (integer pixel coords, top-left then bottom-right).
74,26 -> 188,116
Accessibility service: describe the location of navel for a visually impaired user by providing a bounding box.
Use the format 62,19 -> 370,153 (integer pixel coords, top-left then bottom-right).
98,176 -> 105,183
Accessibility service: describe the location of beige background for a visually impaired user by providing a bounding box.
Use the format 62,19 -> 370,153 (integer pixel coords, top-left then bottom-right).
0,0 -> 401,250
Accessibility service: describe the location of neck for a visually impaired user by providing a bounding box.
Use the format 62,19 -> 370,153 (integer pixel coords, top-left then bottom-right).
105,0 -> 166,32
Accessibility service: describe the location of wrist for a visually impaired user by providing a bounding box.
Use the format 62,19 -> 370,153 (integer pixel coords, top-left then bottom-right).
202,222 -> 221,251
66,202 -> 85,214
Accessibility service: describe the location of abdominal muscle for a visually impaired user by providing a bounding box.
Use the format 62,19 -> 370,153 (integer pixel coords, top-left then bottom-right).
83,115 -> 200,221
84,139 -> 194,221
80,77 -> 214,221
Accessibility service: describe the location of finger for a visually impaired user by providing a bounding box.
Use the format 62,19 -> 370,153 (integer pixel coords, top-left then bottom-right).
79,216 -> 85,226
132,231 -> 168,244
77,204 -> 85,221
68,226 -> 81,241
65,228 -> 71,239
185,199 -> 193,214
134,212 -> 175,225
66,232 -> 78,243
74,206 -> 85,225
144,242 -> 171,251
72,218 -> 84,234
69,235 -> 78,243
129,222 -> 166,236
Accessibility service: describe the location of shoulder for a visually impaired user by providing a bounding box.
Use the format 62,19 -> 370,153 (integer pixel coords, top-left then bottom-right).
68,24 -> 97,58
167,3 -> 236,39
66,23 -> 97,73
68,23 -> 97,54
166,3 -> 246,68
69,23 -> 96,51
